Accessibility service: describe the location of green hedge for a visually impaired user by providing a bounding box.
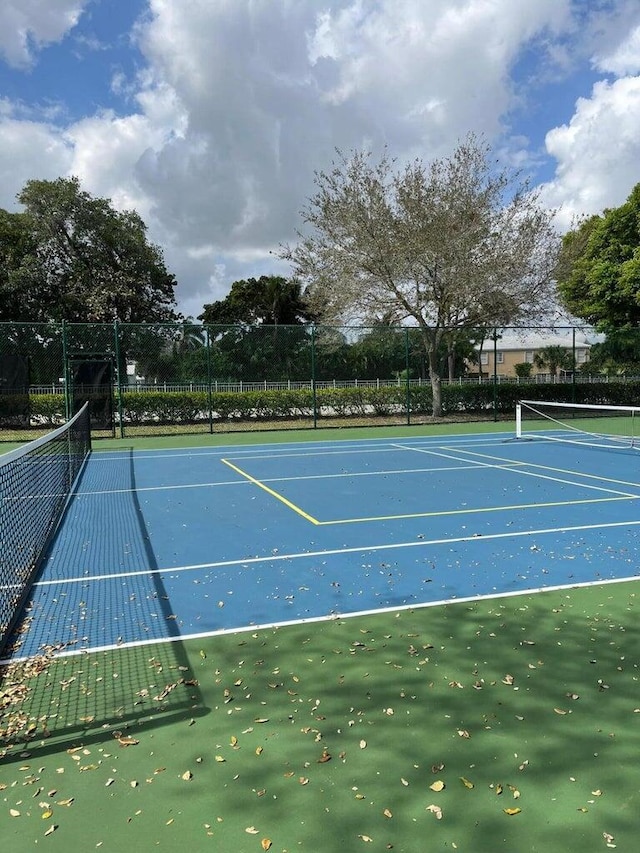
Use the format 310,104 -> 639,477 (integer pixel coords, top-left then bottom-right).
8,381 -> 640,430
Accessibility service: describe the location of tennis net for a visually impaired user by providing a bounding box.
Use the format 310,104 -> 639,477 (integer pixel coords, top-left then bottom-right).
0,403 -> 91,654
516,399 -> 640,449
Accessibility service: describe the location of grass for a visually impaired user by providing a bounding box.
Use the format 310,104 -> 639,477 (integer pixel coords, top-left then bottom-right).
2,581 -> 640,852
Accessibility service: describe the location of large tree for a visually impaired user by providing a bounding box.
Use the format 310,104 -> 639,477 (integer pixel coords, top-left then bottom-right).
556,184 -> 640,329
199,276 -> 315,382
281,135 -> 560,416
0,176 -> 179,323
199,275 -> 312,326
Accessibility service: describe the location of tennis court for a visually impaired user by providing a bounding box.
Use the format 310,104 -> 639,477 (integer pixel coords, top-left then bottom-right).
3,408 -> 640,853
7,406 -> 640,660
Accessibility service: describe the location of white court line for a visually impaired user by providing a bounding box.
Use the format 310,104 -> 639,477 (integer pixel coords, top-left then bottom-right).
33,516 -> 640,587
89,432 -> 514,462
73,462 -> 506,498
5,573 -> 639,665
392,444 -> 640,499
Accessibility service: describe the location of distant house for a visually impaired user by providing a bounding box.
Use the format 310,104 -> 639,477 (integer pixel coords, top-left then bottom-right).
467,333 -> 593,379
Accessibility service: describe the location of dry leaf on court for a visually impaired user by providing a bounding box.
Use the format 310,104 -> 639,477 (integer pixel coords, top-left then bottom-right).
430,781 -> 445,792
504,808 -> 521,816
426,804 -> 443,820
116,735 -> 139,747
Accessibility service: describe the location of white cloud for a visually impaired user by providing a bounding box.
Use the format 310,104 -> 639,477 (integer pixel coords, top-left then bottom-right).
0,0 -> 86,68
0,107 -> 73,208
541,76 -> 640,228
594,23 -> 640,76
3,0 -> 640,316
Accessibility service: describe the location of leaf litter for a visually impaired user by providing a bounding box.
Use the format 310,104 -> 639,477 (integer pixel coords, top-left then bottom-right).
2,590 -> 638,849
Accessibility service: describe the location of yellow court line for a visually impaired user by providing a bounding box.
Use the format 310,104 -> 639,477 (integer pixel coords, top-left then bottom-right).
315,495 -> 636,525
221,458 -> 321,525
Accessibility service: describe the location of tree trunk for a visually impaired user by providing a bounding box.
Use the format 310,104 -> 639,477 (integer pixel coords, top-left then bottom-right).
428,348 -> 443,418
447,344 -> 455,382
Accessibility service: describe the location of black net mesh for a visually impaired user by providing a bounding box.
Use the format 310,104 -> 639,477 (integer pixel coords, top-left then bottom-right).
0,403 -> 91,653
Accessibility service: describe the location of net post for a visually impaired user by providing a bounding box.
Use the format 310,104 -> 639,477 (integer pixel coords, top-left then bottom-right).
515,402 -> 522,439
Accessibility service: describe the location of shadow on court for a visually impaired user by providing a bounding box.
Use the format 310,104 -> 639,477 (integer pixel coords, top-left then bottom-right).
1,582 -> 640,851
0,450 -> 208,756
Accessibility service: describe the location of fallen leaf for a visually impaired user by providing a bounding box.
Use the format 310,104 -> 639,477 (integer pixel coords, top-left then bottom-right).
256,747 -> 264,756
457,730 -> 470,738
181,771 -> 193,781
299,777 -> 309,785
215,756 -> 226,763
41,809 -> 53,819
460,777 -> 474,789
430,781 -> 445,792
383,808 -> 393,819
44,825 -> 58,836
358,835 -> 373,842
9,809 -> 20,817
359,740 -> 367,749
116,735 -> 139,747
426,804 -> 443,820
261,840 -> 272,850
245,826 -> 259,834
318,750 -> 331,763
504,808 -> 521,816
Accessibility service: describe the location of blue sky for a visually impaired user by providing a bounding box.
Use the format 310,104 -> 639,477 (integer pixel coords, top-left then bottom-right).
1,1 -> 640,318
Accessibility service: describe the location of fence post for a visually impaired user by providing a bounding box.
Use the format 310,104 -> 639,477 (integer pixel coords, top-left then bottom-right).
311,326 -> 318,429
113,320 -> 125,438
61,320 -> 71,420
206,326 -> 214,433
572,326 -> 577,403
405,328 -> 411,425
492,329 -> 498,422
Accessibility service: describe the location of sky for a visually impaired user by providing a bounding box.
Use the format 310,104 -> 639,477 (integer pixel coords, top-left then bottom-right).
2,0 -> 640,320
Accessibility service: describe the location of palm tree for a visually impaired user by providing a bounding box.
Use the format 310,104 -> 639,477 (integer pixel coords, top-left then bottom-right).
533,345 -> 573,380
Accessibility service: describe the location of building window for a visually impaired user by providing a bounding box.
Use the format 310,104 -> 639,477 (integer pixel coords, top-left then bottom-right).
496,352 -> 504,364
524,351 -> 534,363
480,352 -> 489,365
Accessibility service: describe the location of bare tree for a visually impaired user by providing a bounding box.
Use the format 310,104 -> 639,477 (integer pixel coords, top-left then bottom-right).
281,135 -> 560,416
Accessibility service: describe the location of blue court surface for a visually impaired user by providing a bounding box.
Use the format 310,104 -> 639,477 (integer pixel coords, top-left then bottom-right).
11,429 -> 640,659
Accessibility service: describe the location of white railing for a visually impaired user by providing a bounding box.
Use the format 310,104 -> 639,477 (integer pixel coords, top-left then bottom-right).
25,374 -> 628,395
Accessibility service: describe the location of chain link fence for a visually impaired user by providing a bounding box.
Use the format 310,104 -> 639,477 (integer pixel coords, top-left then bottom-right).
1,320 -> 635,441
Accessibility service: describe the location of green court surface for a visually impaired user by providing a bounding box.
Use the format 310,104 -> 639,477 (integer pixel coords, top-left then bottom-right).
2,581 -> 639,852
